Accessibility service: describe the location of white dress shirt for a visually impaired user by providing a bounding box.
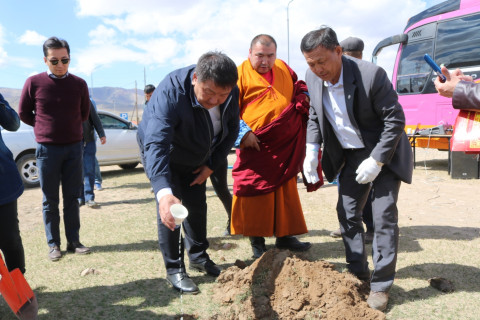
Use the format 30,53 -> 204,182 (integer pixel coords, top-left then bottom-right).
322,67 -> 364,149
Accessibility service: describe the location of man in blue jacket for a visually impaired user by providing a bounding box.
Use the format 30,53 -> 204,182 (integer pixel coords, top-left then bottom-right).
138,51 -> 239,294
0,93 -> 39,320
0,93 -> 26,274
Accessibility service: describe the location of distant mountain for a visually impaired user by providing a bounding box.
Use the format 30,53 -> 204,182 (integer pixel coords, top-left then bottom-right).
90,87 -> 145,114
0,86 -> 145,117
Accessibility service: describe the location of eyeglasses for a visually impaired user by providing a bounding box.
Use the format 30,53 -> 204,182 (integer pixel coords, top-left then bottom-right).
49,58 -> 70,65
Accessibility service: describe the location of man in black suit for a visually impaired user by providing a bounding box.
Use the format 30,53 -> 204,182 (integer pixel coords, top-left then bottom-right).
300,26 -> 413,311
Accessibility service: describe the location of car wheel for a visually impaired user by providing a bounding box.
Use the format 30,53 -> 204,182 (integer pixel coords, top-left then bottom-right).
119,163 -> 139,170
16,153 -> 40,188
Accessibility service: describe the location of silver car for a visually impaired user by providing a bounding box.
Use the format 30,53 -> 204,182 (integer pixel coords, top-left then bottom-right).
1,110 -> 141,188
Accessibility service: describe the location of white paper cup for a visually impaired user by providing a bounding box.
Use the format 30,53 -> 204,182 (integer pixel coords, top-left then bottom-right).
170,204 -> 188,225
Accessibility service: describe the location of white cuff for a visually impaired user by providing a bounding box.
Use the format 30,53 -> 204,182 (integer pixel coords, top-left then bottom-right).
156,188 -> 173,202
306,142 -> 320,152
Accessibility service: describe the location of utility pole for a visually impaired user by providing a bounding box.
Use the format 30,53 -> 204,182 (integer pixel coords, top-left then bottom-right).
287,0 -> 295,65
132,80 -> 139,124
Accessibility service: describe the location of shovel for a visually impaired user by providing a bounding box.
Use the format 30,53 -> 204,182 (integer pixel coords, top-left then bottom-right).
0,255 -> 38,320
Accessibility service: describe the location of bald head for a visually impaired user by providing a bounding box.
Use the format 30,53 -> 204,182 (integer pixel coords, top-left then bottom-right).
250,34 -> 277,51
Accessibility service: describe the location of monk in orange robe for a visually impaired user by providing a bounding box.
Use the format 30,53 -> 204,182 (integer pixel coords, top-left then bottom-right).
231,34 -> 314,258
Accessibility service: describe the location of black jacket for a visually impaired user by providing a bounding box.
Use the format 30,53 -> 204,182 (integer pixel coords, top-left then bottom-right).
82,101 -> 105,144
138,65 -> 240,193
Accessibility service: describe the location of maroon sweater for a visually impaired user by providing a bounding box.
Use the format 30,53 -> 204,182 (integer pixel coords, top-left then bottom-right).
19,72 -> 90,144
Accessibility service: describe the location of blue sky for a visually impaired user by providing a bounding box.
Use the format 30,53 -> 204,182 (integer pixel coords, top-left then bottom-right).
0,0 -> 443,90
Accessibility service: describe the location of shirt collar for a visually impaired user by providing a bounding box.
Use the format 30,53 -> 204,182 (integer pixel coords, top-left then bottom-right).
324,65 -> 344,89
47,69 -> 69,79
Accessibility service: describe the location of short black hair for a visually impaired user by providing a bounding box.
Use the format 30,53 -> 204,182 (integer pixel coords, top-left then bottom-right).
300,26 -> 339,53
43,36 -> 70,57
195,51 -> 238,89
250,34 -> 277,50
144,84 -> 155,94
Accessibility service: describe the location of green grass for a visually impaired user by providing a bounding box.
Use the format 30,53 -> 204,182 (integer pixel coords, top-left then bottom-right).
1,150 -> 480,319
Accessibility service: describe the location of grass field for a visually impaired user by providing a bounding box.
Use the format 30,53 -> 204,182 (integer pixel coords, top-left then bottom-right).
1,149 -> 480,319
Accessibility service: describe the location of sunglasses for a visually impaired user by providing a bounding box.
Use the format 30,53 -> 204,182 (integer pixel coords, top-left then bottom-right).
49,58 -> 70,65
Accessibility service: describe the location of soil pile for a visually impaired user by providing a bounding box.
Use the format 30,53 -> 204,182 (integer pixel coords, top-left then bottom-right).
212,249 -> 385,320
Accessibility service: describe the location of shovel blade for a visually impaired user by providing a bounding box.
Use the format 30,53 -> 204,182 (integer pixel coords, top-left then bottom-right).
0,268 -> 35,314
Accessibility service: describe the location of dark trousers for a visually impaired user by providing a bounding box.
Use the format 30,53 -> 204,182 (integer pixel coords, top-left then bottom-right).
0,200 -> 26,273
157,163 -> 210,275
209,158 -> 232,226
338,178 -> 373,232
362,190 -> 374,232
338,149 -> 401,292
36,142 -> 83,247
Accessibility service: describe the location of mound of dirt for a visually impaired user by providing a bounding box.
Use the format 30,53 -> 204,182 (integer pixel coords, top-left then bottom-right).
212,249 -> 385,320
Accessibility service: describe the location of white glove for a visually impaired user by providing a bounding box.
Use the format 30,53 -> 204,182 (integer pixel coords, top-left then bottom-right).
355,156 -> 383,184
303,143 -> 320,184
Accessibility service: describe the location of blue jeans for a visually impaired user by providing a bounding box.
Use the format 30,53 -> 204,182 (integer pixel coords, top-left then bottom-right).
79,141 -> 96,202
36,142 -> 83,247
94,157 -> 102,184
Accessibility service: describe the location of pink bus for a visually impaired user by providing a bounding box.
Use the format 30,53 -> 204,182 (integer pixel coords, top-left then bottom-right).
372,0 -> 480,150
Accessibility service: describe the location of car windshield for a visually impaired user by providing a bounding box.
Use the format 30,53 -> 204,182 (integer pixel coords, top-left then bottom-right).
99,114 -> 129,129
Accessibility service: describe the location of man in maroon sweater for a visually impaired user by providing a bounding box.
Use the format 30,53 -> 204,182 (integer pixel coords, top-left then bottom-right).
19,37 -> 91,261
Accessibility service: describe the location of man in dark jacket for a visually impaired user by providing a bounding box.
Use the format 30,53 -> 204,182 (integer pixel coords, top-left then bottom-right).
0,93 -> 26,273
78,99 -> 106,208
138,51 -> 239,294
0,93 -> 39,320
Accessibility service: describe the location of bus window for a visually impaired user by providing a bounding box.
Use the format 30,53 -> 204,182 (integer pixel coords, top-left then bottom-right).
435,13 -> 480,70
396,40 -> 433,94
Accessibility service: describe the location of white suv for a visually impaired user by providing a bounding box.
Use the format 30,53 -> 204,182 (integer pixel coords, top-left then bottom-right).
1,110 -> 141,188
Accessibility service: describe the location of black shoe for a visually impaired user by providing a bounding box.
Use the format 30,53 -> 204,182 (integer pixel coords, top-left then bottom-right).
189,259 -> 221,277
78,199 -> 85,207
48,245 -> 62,261
166,272 -> 199,294
250,236 -> 267,258
275,236 -> 311,252
67,242 -> 91,254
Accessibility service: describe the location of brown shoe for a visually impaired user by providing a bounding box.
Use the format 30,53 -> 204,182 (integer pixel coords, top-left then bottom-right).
48,245 -> 62,261
67,242 -> 91,255
367,291 -> 389,311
